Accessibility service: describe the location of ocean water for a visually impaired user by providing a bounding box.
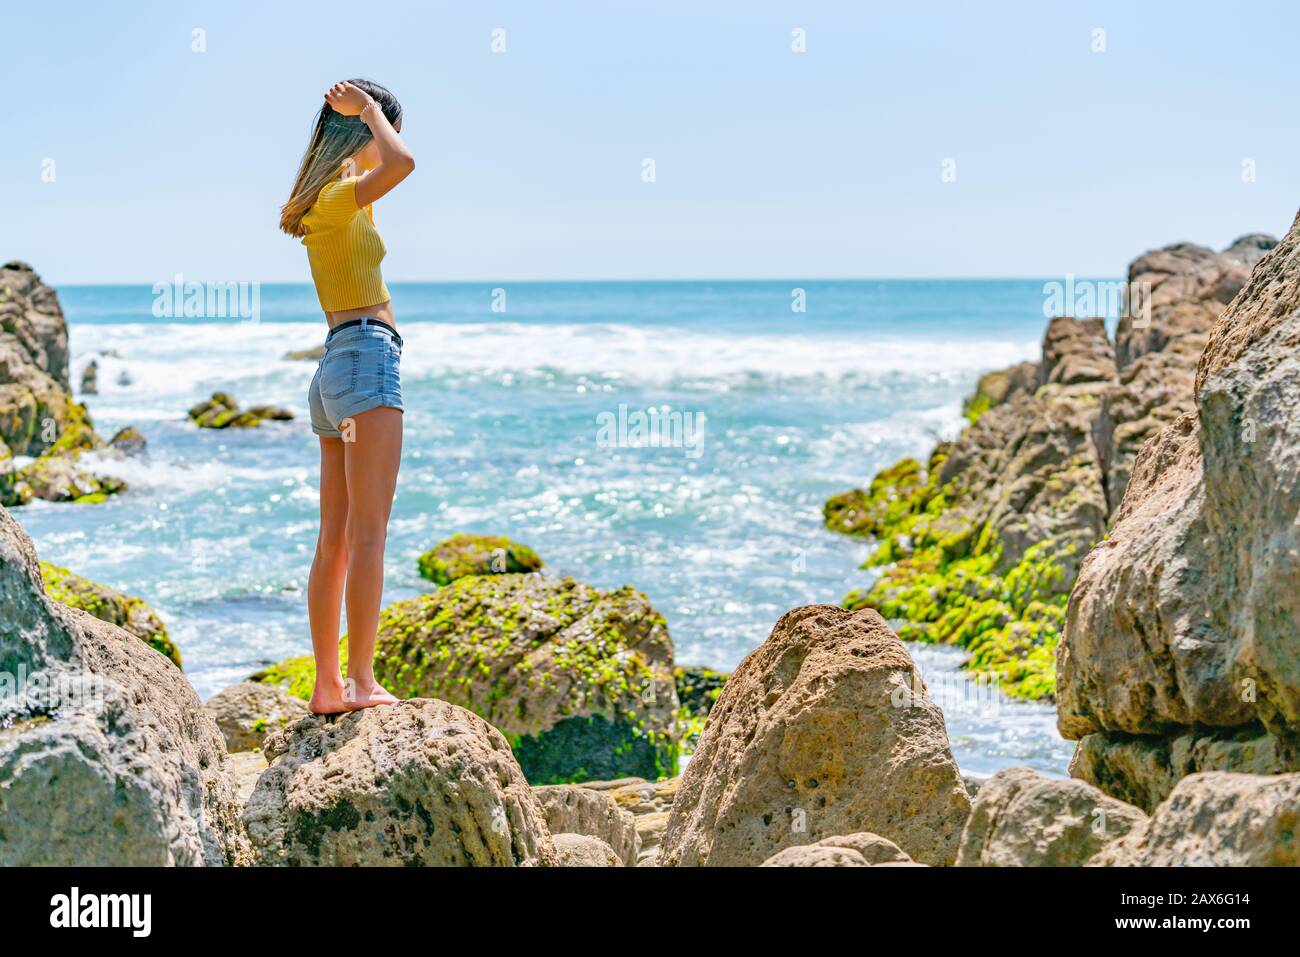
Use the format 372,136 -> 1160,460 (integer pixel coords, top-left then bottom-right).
15,280 -> 1078,777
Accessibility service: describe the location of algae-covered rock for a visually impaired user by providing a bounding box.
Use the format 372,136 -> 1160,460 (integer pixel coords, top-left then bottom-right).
283,345 -> 326,361
674,665 -> 728,717
254,573 -> 680,784
245,699 -> 558,866
659,605 -> 971,867
39,561 -> 179,666
955,767 -> 1146,867
203,681 -> 309,752
0,262 -> 73,457
416,532 -> 543,586
107,425 -> 147,457
188,392 -> 293,429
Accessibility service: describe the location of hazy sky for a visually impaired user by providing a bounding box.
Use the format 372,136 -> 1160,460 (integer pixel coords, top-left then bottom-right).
5,1 -> 1297,284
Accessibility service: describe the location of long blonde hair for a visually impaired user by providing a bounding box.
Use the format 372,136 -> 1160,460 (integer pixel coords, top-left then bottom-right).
280,79 -> 403,237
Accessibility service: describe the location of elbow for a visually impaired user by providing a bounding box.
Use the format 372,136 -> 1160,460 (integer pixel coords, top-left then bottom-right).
398,154 -> 416,175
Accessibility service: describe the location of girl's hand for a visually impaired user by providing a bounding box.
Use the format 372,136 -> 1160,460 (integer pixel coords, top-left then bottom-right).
324,81 -> 371,116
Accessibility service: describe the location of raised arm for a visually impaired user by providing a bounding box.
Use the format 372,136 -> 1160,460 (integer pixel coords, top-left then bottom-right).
324,81 -> 415,207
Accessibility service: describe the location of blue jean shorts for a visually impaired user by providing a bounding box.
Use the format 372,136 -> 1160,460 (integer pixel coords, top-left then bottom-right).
308,319 -> 404,438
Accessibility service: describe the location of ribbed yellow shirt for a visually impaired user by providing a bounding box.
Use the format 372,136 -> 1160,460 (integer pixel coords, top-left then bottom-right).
301,176 -> 390,312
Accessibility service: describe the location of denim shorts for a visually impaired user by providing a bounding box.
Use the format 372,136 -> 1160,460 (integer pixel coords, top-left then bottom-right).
308,319 -> 404,438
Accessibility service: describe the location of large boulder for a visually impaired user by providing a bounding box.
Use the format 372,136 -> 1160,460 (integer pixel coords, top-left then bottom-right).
254,573 -> 680,785
0,504 -> 249,865
244,699 -> 557,866
1058,213 -> 1300,809
955,767 -> 1146,866
416,532 -> 543,586
552,833 -> 623,866
760,832 -> 912,867
1090,771 -> 1300,866
658,605 -> 971,867
204,681 -> 310,752
532,784 -> 639,866
40,561 -> 180,667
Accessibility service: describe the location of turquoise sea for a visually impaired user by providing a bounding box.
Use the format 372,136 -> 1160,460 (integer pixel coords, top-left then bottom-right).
15,279 -> 1091,776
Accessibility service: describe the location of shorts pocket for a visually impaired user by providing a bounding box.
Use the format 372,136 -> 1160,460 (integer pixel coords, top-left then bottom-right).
320,349 -> 360,399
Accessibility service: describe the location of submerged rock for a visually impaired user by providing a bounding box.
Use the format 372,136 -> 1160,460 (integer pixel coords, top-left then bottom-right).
1058,214 -> 1300,807
416,532 -> 543,586
283,345 -> 326,362
39,561 -> 181,667
659,605 -> 971,867
107,425 -> 147,457
80,359 -> 98,395
0,504 -> 249,865
955,767 -> 1146,867
204,681 -> 309,752
254,573 -> 680,785
188,392 -> 293,429
244,699 -> 557,866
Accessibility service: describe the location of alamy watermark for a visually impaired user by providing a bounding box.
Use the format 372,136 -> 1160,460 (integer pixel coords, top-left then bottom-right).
152,274 -> 260,322
1042,274 -> 1151,328
596,404 -> 706,459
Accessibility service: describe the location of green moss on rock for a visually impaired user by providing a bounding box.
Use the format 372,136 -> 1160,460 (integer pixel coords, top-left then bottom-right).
39,561 -> 181,667
416,532 -> 543,586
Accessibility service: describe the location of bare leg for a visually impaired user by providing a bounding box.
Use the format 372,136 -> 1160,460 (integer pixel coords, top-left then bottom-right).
341,407 -> 403,709
308,436 -> 350,714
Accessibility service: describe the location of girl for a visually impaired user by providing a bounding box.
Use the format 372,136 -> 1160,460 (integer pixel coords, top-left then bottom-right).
280,80 -> 415,713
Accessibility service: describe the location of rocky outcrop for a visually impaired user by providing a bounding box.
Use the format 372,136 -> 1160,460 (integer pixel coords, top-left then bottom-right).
188,392 -> 293,429
659,605 -> 970,867
204,681 -> 309,752
760,832 -> 913,867
39,561 -> 181,667
107,426 -> 146,457
824,234 -> 1275,702
955,767 -> 1146,866
573,776 -> 678,865
416,532 -> 543,586
244,699 -> 557,866
1090,772 -> 1300,866
254,573 -> 680,785
1057,214 -> 1300,809
80,358 -> 98,395
532,784 -> 639,866
553,833 -> 623,866
283,345 -> 326,362
0,504 -> 249,865
0,263 -> 126,507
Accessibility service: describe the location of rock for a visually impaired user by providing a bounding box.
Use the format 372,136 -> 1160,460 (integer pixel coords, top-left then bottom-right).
283,345 -> 326,361
674,665 -> 728,718
203,681 -> 310,752
416,532 -> 543,586
955,767 -> 1146,866
188,392 -> 292,429
760,832 -> 912,867
553,833 -> 623,866
12,452 -> 125,505
532,784 -> 639,866
81,359 -> 98,395
107,425 -> 147,457
254,573 -> 680,785
659,605 -> 971,867
1058,214 -> 1300,808
1090,771 -> 1300,866
575,776 -> 678,865
39,561 -> 181,666
825,234 -> 1276,703
227,750 -> 269,806
244,699 -> 557,866
0,504 -> 249,865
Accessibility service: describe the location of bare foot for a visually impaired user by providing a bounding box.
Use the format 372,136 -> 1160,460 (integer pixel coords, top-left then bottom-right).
343,677 -> 400,711
309,680 -> 351,715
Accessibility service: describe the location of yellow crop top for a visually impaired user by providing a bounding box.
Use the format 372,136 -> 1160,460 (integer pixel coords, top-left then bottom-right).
301,176 -> 390,312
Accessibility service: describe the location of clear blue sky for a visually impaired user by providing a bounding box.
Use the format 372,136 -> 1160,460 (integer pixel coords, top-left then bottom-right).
4,1 -> 1296,284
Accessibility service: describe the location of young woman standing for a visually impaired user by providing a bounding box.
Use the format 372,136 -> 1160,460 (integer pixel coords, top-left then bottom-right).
280,80 -> 415,713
